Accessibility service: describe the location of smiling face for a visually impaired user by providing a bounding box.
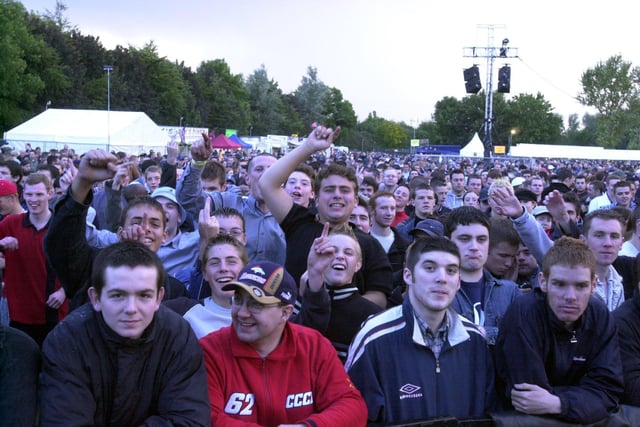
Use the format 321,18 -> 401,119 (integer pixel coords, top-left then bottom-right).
284,171 -> 314,207
24,182 -> 53,216
231,289 -> 292,356
89,265 -> 164,339
122,204 -> 168,253
539,264 -> 595,329
372,195 -> 396,228
203,243 -> 246,307
323,233 -> 362,287
315,175 -> 357,226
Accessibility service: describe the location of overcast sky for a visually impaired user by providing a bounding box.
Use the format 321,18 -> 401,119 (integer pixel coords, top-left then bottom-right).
19,0 -> 639,128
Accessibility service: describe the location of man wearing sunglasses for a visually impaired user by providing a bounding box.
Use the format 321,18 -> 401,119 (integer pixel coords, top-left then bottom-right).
199,261 -> 367,426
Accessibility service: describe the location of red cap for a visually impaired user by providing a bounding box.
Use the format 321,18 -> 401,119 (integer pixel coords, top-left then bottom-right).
0,180 -> 17,197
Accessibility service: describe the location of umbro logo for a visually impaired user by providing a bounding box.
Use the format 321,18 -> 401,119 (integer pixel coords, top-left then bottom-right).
399,383 -> 423,400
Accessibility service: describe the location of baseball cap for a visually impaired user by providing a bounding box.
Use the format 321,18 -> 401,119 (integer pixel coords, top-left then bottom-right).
410,219 -> 444,238
511,177 -> 525,187
151,186 -> 187,224
222,261 -> 297,305
532,206 -> 551,217
0,180 -> 18,197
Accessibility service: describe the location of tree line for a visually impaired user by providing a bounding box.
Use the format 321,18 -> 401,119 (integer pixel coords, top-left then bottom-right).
2,0 -> 639,151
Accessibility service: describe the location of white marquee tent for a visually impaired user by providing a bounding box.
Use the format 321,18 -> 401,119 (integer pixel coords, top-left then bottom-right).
3,109 -> 168,154
460,133 -> 485,157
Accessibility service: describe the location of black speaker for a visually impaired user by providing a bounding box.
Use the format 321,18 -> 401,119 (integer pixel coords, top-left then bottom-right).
463,66 -> 482,94
497,65 -> 511,93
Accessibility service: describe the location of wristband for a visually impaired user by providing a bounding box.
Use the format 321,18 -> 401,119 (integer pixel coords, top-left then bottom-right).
192,159 -> 207,168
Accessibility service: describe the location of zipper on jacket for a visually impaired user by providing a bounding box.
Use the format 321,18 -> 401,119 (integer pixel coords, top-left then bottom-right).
570,330 -> 577,344
435,357 -> 441,374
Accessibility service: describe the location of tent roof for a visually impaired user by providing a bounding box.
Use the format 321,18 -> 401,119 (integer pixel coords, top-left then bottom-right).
229,134 -> 252,149
4,108 -> 168,154
211,134 -> 241,149
460,133 -> 485,157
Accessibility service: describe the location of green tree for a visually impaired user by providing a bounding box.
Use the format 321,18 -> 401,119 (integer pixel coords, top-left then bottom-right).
0,0 -> 63,132
432,95 -> 485,145
245,65 -> 285,135
322,87 -> 357,146
503,93 -> 563,144
578,55 -> 640,147
195,59 -> 250,133
294,66 -> 328,126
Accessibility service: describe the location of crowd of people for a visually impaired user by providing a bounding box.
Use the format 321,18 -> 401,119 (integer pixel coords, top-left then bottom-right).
1,127 -> 640,426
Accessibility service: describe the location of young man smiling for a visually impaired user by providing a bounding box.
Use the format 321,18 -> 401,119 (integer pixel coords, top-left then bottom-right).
200,260 -> 367,426
44,149 -> 187,307
39,241 -> 210,426
259,126 -> 392,308
0,174 -> 66,346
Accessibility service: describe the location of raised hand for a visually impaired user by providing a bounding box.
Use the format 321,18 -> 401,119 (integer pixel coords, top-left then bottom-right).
305,124 -> 342,153
166,139 -> 179,165
198,196 -> 219,242
191,132 -> 213,162
307,223 -> 335,291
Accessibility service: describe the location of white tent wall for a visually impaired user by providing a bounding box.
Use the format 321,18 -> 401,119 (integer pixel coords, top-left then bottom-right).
3,109 -> 168,155
460,133 -> 485,157
510,143 -> 640,161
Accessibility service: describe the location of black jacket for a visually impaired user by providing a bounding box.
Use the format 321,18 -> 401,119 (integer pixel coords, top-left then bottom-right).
495,290 -> 624,424
613,293 -> 640,406
39,304 -> 210,426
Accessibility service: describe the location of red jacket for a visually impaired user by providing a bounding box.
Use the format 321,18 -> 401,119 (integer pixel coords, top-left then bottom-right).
200,322 -> 367,427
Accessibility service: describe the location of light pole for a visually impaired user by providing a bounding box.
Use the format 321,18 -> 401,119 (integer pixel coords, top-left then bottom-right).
508,129 -> 516,155
463,26 -> 519,159
103,65 -> 113,152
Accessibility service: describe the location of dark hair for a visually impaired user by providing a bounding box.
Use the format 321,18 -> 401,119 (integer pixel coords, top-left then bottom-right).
489,218 -> 520,250
360,176 -> 379,191
36,164 -> 60,180
556,167 -> 573,182
120,197 -> 166,229
201,160 -> 226,184
293,163 -> 316,190
444,206 -> 490,237
0,160 -> 23,182
449,168 -> 464,179
314,163 -> 358,195
211,207 -> 246,230
589,180 -> 605,194
405,236 -> 460,273
409,183 -> 434,200
91,241 -> 165,295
